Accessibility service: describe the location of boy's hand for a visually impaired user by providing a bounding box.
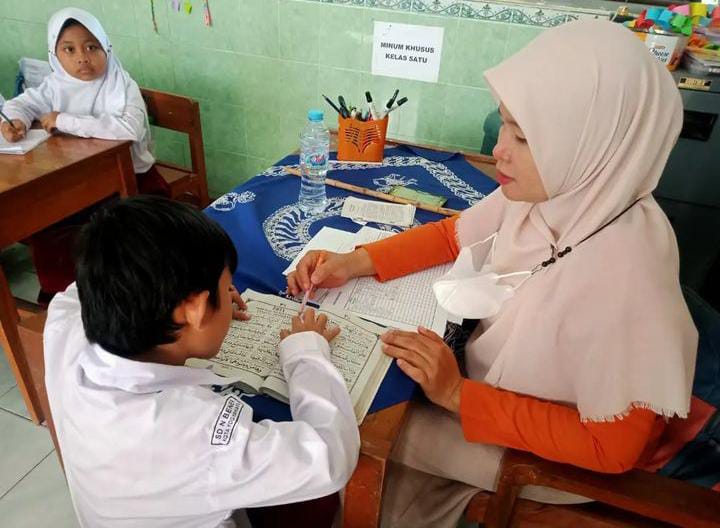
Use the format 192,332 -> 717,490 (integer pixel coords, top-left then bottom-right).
280,308 -> 341,343
230,286 -> 250,321
40,112 -> 59,133
1,120 -> 27,142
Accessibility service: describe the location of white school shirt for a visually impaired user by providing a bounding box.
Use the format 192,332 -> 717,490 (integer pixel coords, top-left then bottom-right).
43,284 -> 360,528
2,77 -> 154,173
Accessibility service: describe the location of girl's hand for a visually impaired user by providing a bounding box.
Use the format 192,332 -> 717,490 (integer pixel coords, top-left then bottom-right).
40,112 -> 60,133
1,120 -> 27,142
382,326 -> 464,413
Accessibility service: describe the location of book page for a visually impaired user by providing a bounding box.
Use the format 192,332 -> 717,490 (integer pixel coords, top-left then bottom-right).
200,290 -> 390,423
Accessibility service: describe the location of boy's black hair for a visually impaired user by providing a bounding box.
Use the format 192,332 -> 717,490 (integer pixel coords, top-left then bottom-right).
76,196 -> 238,358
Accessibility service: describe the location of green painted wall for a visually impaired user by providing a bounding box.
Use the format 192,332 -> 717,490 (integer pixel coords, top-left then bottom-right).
0,0 -> 543,197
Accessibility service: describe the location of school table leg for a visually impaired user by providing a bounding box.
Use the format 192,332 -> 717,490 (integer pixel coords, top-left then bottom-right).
0,267 -> 43,424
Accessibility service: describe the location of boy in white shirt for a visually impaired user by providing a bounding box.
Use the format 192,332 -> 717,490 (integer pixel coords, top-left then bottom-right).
44,196 -> 360,527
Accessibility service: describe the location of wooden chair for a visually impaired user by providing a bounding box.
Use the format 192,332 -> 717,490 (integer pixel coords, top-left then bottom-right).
465,449 -> 720,528
140,88 -> 210,208
467,287 -> 720,528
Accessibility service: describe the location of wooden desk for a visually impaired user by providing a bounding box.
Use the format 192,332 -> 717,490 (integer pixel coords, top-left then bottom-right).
0,134 -> 137,424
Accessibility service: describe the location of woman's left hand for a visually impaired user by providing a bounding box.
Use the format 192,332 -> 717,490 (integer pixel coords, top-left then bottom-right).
230,286 -> 250,321
381,327 -> 464,413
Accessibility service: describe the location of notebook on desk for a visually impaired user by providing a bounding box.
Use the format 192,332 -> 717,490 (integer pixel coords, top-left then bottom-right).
0,129 -> 50,155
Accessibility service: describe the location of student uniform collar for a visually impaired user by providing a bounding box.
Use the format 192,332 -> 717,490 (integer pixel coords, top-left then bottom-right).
79,344 -> 230,394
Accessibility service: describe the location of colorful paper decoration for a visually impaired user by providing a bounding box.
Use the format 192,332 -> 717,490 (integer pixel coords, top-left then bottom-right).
690,3 -> 708,18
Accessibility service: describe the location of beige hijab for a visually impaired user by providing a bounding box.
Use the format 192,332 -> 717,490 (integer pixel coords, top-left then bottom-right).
457,20 -> 697,422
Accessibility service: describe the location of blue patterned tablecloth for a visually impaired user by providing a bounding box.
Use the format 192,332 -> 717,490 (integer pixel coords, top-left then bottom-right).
205,144 -> 498,421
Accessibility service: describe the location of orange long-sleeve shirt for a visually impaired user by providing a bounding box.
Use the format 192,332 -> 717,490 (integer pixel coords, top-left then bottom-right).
363,217 -> 664,474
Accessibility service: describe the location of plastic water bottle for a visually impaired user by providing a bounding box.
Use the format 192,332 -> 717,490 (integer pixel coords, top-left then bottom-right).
298,109 -> 330,214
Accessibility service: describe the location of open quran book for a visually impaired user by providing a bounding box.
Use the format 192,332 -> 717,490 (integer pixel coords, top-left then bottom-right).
187,289 -> 391,424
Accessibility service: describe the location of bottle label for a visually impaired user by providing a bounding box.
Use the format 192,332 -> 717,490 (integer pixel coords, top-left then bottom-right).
304,152 -> 327,168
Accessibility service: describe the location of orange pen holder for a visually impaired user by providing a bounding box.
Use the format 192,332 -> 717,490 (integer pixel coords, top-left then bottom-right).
337,116 -> 388,162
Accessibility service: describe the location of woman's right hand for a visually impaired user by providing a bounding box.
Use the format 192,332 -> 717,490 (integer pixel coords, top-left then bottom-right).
287,248 -> 375,297
1,120 -> 27,142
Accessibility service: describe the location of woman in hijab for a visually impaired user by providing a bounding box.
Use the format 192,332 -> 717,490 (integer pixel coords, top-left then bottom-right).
287,19 -> 698,526
1,8 -> 168,299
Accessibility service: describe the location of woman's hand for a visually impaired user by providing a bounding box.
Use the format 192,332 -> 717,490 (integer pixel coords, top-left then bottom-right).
230,286 -> 250,321
287,248 -> 375,297
280,308 -> 341,343
1,120 -> 27,142
40,112 -> 59,133
382,327 -> 464,413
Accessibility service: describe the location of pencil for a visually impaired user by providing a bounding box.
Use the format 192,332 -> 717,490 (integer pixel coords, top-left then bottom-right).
285,167 -> 461,217
0,109 -> 17,130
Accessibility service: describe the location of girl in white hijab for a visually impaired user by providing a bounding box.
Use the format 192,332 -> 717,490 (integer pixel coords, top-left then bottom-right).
1,8 -> 169,300
1,8 -> 164,192
287,19 -> 698,527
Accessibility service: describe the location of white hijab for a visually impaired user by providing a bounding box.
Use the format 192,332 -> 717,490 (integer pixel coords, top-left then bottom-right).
47,8 -> 130,117
458,20 -> 697,422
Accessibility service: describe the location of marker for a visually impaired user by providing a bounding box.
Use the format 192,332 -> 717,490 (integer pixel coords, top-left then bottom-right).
322,94 -> 343,116
0,109 -> 17,130
385,89 -> 399,112
338,96 -> 350,118
365,91 -> 380,120
386,96 -> 408,115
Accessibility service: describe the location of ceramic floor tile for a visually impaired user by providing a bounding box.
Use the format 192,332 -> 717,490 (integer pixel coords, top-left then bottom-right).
0,410 -> 54,497
0,452 -> 78,527
0,349 -> 17,398
0,387 -> 30,420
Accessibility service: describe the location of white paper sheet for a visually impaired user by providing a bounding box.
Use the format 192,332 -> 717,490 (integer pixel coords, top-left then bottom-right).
282,226 -> 358,275
0,129 -> 50,155
320,227 -> 450,334
341,196 -> 415,227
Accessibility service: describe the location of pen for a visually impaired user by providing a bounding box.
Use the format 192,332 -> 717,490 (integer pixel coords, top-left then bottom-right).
322,94 -> 343,117
365,91 -> 380,120
0,108 -> 17,130
299,252 -> 326,319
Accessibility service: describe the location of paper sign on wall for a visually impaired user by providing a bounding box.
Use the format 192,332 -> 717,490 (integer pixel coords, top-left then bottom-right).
371,22 -> 444,83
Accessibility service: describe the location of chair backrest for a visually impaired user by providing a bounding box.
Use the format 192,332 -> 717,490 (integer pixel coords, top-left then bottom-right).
15,58 -> 52,96
140,87 -> 207,179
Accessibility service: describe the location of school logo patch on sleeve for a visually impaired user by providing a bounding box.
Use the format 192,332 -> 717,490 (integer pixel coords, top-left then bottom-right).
211,396 -> 243,446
